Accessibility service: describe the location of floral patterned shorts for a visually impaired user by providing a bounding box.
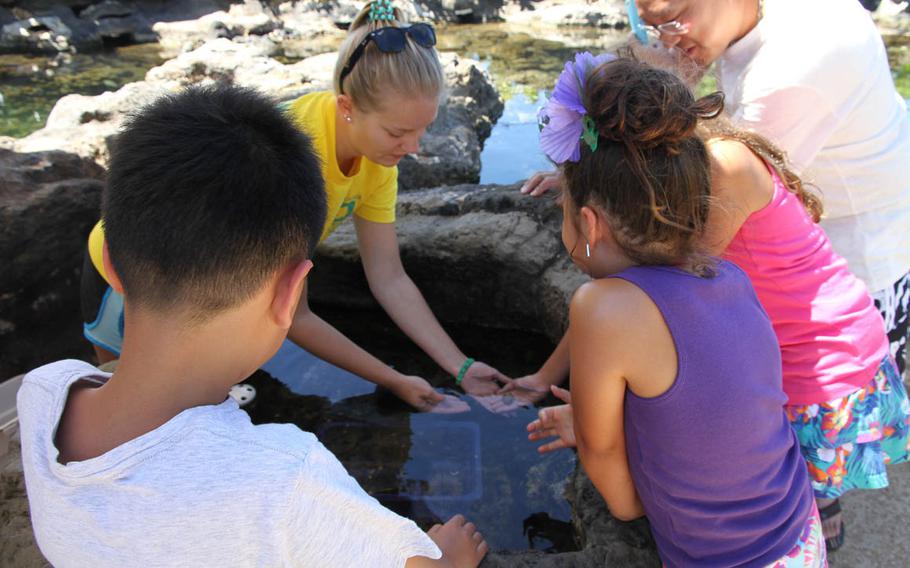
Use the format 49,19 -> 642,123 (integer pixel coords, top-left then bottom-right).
765,506 -> 827,568
786,356 -> 910,499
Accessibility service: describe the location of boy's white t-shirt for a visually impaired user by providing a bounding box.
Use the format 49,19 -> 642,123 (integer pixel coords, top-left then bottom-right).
717,0 -> 910,293
16,360 -> 442,568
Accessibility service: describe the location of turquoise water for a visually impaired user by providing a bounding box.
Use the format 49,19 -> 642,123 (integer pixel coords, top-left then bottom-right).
0,44 -> 164,138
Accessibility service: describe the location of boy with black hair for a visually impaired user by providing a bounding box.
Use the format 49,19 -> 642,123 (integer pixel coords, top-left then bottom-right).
17,84 -> 487,568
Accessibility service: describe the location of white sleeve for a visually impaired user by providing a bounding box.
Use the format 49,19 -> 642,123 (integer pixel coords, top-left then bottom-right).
280,443 -> 442,568
729,84 -> 839,175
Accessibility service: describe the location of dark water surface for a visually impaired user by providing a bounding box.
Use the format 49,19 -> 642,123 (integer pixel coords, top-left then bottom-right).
242,306 -> 579,553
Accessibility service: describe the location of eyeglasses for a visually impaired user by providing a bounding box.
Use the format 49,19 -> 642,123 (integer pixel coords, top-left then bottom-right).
649,19 -> 690,37
625,0 -> 690,46
338,23 -> 437,94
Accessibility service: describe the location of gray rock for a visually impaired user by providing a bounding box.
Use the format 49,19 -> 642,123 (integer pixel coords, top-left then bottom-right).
0,148 -> 104,379
272,1 -> 347,58
501,0 -> 626,30
399,52 -> 504,189
13,81 -> 166,166
11,40 -> 502,191
0,14 -> 77,53
80,0 -> 157,46
0,1 -> 161,54
309,184 -> 586,342
153,0 -> 281,56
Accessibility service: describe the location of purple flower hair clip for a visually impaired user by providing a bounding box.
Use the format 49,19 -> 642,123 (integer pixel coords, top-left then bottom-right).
538,51 -> 616,164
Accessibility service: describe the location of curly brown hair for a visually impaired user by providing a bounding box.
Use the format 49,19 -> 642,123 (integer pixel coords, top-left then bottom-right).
562,57 -> 723,274
562,55 -> 823,275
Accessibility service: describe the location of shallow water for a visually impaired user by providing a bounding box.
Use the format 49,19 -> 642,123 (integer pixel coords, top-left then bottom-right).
438,24 -> 627,184
0,44 -> 164,138
243,306 -> 578,553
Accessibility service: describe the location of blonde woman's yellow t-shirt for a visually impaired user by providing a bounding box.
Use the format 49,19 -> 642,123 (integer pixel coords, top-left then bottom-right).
88,91 -> 398,283
289,91 -> 398,242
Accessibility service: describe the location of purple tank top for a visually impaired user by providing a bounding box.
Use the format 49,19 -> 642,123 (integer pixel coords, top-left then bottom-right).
614,261 -> 813,567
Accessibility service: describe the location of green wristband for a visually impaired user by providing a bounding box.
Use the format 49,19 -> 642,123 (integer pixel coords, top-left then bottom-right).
455,357 -> 475,386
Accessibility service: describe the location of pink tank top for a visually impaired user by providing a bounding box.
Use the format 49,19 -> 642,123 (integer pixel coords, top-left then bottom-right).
722,165 -> 888,406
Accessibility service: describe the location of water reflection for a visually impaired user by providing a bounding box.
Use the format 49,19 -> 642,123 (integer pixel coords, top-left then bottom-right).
0,44 -> 164,137
244,316 -> 578,553
479,90 -> 551,184
446,24 -> 626,185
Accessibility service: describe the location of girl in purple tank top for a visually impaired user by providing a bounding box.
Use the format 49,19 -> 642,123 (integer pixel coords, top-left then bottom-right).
514,48 -> 910,555
520,53 -> 825,566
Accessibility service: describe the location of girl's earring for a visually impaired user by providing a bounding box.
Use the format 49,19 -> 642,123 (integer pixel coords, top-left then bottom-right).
344,115 -> 352,123
585,242 -> 591,258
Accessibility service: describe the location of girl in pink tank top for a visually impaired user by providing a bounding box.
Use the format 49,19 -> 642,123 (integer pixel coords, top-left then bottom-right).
698,118 -> 908,552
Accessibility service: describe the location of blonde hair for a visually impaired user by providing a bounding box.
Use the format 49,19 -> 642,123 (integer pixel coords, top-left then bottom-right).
333,2 -> 445,112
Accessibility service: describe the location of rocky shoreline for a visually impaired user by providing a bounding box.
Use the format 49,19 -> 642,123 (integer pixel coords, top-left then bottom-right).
4,0 -> 908,58
0,0 -> 628,56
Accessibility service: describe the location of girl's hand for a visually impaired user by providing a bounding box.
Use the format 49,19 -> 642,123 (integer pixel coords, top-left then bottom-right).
394,375 -> 468,414
519,171 -> 564,203
497,373 -> 554,405
527,386 -> 576,453
458,361 -> 510,396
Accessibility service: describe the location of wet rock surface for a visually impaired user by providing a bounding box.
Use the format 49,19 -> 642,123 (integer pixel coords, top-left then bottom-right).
0,148 -> 102,380
0,0 -> 225,54
309,183 -> 587,342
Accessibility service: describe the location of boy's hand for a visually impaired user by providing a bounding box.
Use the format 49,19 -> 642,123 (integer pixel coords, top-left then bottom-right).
394,375 -> 469,414
427,515 -> 487,568
459,361 -> 510,396
527,386 -> 576,454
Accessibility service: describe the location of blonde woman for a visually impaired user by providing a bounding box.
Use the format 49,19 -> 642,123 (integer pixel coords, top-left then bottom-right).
81,0 -> 507,411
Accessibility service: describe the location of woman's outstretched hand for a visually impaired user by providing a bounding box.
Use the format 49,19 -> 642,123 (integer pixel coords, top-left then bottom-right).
527,385 -> 576,454
394,375 -> 469,414
458,360 -> 511,396
497,373 -> 553,405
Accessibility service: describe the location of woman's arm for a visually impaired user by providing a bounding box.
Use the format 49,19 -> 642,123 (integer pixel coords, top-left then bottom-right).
287,281 -> 446,411
568,280 -> 646,521
354,217 -> 508,393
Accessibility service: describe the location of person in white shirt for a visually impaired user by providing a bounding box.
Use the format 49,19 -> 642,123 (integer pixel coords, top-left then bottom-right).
17,83 -> 488,568
633,0 -> 910,380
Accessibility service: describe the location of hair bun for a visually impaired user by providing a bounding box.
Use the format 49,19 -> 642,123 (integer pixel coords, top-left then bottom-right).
351,0 -> 403,30
585,59 -> 723,149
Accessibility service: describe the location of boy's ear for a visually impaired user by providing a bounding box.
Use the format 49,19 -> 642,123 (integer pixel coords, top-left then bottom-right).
271,259 -> 313,329
101,241 -> 126,295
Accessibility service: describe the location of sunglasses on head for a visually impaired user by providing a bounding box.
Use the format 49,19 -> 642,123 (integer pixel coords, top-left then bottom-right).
338,23 -> 437,94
